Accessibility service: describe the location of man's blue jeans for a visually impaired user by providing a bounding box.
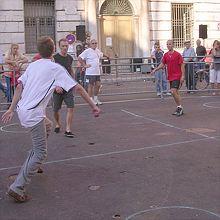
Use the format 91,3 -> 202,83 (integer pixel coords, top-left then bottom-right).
155,69 -> 168,93
5,76 -> 12,102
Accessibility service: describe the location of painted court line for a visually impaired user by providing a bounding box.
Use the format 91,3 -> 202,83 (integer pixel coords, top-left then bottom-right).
126,206 -> 220,219
0,135 -> 219,172
121,109 -> 213,138
203,101 -> 220,109
0,94 -> 218,113
0,123 -> 29,133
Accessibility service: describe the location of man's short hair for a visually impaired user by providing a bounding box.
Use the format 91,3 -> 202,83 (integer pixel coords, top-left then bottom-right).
58,38 -> 68,46
37,36 -> 54,58
184,40 -> 191,44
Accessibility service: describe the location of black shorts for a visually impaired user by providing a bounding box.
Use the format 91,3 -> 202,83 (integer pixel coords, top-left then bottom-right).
85,75 -> 101,85
53,89 -> 74,112
170,80 -> 181,89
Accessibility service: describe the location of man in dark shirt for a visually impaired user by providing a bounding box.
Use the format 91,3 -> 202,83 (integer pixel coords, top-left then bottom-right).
53,38 -> 75,138
196,39 -> 207,59
196,39 -> 207,72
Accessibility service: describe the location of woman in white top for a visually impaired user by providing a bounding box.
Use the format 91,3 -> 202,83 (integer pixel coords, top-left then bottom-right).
210,40 -> 220,95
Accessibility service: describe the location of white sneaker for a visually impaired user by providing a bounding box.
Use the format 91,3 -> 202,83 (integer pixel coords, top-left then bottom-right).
165,92 -> 172,96
96,99 -> 102,105
93,97 -> 102,105
157,92 -> 161,97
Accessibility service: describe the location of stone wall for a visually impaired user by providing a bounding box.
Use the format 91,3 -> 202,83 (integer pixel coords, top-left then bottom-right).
0,0 -> 25,55
55,0 -> 85,42
0,0 -> 219,55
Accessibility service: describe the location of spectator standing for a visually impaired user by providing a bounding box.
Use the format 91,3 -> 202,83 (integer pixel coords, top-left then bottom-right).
196,39 -> 207,70
4,44 -> 28,102
151,43 -> 169,96
152,40 -> 185,116
53,38 -> 75,138
196,39 -> 207,60
78,39 -> 103,105
182,41 -> 196,92
211,40 -> 220,95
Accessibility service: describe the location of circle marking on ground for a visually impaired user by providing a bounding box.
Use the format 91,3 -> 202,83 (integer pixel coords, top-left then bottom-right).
126,206 -> 220,219
203,101 -> 220,109
0,123 -> 29,133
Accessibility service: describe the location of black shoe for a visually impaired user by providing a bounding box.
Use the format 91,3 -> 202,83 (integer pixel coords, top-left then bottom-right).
54,127 -> 60,133
64,131 -> 74,138
176,107 -> 184,116
172,109 -> 178,115
37,167 -> 43,173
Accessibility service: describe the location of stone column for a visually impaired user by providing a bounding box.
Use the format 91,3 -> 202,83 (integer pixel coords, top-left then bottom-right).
133,15 -> 140,57
140,0 -> 151,57
87,0 -> 98,40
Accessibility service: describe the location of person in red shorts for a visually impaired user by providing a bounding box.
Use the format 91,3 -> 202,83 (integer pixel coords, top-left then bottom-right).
152,40 -> 185,116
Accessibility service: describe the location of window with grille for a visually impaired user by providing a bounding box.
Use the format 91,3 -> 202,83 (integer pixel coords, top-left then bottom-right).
172,3 -> 193,49
24,0 -> 55,53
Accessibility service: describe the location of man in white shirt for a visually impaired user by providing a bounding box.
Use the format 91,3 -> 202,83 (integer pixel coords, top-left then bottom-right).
78,39 -> 103,105
2,36 -> 100,203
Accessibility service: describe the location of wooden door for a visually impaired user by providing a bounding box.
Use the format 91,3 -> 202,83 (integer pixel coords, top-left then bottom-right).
100,16 -> 133,58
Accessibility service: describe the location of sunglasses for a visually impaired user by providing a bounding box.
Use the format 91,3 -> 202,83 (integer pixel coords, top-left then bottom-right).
91,42 -> 97,44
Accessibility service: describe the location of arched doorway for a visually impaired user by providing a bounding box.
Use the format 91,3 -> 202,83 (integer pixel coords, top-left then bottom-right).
99,0 -> 134,58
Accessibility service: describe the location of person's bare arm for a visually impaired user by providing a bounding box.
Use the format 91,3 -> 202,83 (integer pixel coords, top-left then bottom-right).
2,82 -> 23,123
5,57 -> 16,66
78,56 -> 91,68
74,84 -> 100,117
18,55 -> 28,65
180,63 -> 185,83
151,62 -> 165,74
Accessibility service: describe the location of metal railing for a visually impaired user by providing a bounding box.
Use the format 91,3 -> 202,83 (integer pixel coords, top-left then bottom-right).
0,56 -> 220,110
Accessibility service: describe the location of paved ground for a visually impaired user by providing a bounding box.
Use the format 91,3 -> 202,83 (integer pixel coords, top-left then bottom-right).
0,92 -> 220,220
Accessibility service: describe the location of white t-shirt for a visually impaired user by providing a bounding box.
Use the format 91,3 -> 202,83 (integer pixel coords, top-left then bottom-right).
79,48 -> 103,75
17,59 -> 77,128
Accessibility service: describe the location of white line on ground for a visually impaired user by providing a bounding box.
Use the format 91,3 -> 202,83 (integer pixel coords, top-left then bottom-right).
0,123 -> 29,133
126,206 -> 220,219
203,101 -> 220,109
121,109 -> 212,138
0,135 -> 219,172
0,95 -> 219,113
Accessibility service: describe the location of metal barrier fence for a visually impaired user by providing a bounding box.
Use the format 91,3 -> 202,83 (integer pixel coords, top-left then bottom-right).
0,57 -> 219,108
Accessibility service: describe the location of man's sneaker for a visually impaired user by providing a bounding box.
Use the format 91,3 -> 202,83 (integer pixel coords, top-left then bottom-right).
94,97 -> 102,105
37,167 -> 43,173
172,109 -> 178,115
64,131 -> 74,138
157,92 -> 162,97
96,99 -> 102,105
54,127 -> 60,133
176,107 -> 183,116
164,92 -> 172,96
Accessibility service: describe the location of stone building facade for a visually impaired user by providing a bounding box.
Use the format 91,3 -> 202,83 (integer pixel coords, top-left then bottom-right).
0,0 -> 220,57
